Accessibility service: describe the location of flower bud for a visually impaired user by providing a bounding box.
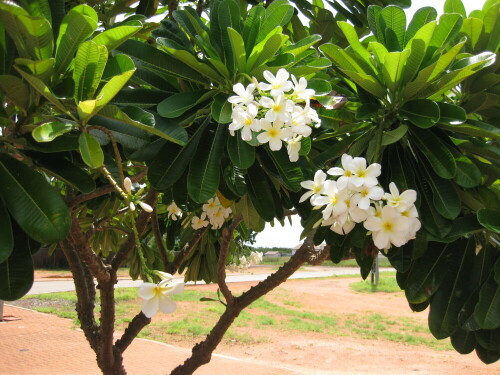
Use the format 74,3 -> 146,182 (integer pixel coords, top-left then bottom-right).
123,177 -> 132,194
129,202 -> 136,211
139,201 -> 153,213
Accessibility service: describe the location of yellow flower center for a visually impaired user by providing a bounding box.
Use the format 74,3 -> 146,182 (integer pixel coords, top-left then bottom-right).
330,195 -> 338,205
244,117 -> 253,126
313,186 -> 321,194
345,170 -> 353,177
382,222 -> 393,231
272,104 -> 282,112
268,128 -> 278,137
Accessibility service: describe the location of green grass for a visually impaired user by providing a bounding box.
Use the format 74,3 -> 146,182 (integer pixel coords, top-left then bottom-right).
20,279 -> 451,351
350,275 -> 402,293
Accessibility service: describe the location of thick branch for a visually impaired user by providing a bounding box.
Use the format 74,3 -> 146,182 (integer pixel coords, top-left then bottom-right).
115,312 -> 151,353
169,230 -> 316,375
59,239 -> 99,352
164,226 -> 208,275
67,170 -> 147,208
97,281 -> 119,374
68,213 -> 110,284
111,189 -> 159,270
216,216 -> 243,305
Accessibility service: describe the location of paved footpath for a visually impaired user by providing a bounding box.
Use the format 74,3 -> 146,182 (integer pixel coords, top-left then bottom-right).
1,305 -> 316,375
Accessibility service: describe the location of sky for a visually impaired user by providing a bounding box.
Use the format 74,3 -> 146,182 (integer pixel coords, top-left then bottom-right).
252,0 -> 483,248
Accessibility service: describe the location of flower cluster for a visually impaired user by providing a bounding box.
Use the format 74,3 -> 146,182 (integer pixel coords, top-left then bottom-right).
228,69 -> 320,162
138,271 -> 184,318
191,196 -> 232,230
226,251 -> 263,272
301,154 -> 421,250
123,177 -> 153,213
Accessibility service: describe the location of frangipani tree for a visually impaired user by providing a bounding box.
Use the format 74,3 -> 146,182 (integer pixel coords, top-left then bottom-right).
0,0 -> 498,374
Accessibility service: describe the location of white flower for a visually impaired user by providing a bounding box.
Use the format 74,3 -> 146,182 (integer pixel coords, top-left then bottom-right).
248,251 -> 263,265
208,208 -> 226,229
203,197 -> 221,217
349,158 -> 381,188
167,202 -> 182,221
327,154 -> 358,190
139,274 -> 184,318
191,212 -> 209,230
364,205 -> 410,249
299,170 -> 327,203
123,177 -> 133,194
353,184 -> 385,210
229,105 -> 261,141
290,107 -> 312,137
228,83 -> 256,106
259,68 -> 293,96
401,205 -> 421,240
291,75 -> 315,101
260,94 -> 293,122
384,182 -> 417,212
312,180 -> 349,220
257,120 -> 290,151
323,213 -> 356,235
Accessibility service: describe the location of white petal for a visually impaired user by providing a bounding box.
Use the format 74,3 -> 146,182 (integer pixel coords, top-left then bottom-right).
364,216 -> 381,232
141,297 -> 159,318
327,167 -> 344,176
138,283 -> 156,300
166,282 -> 184,296
158,296 -> 177,314
269,137 -> 283,151
373,231 -> 390,250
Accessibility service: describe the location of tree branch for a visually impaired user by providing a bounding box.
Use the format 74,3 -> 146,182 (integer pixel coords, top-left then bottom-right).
164,226 -> 208,275
115,312 -> 151,353
216,216 -> 243,306
169,229 -> 316,375
67,170 -> 147,208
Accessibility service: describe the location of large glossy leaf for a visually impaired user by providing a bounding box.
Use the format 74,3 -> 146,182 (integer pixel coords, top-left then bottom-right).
0,226 -> 34,301
453,155 -> 482,188
400,99 -> 440,128
383,50 -> 411,94
427,13 -> 463,59
157,91 -> 209,119
380,5 -> 407,51
0,198 -> 13,263
188,124 -> 227,203
474,270 -> 500,329
245,163 -> 276,222
15,57 -> 54,82
477,208 -> 500,233
227,27 -> 246,72
411,128 -> 456,179
78,132 -> 104,168
247,33 -> 287,72
227,134 -> 255,169
428,238 -> 475,339
148,119 -> 209,191
234,194 -> 265,232
0,154 -> 70,243
451,329 -> 477,354
264,146 -> 303,192
73,41 -> 108,103
32,122 -> 73,142
92,23 -> 142,51
0,74 -> 30,109
405,241 -> 451,304
257,0 -> 294,44
211,93 -> 232,124
55,5 -> 98,74
404,7 -> 437,45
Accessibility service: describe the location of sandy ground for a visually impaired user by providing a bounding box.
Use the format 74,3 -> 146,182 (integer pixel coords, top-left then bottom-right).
25,269 -> 500,374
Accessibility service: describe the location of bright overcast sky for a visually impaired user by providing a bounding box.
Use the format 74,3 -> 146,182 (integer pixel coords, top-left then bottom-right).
252,0 -> 484,249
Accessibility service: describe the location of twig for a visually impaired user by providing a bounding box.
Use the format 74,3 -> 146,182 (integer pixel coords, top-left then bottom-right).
88,125 -> 125,184
115,312 -> 151,353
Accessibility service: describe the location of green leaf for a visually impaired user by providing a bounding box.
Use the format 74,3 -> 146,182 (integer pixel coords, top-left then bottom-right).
437,102 -> 466,124
405,7 -> 438,44
444,0 -> 467,18
307,79 -> 332,96
55,5 -> 98,75
234,194 -> 265,232
227,27 -> 246,73
460,17 -> 484,51
188,124 -> 227,203
427,13 -> 463,59
282,34 -> 321,57
453,155 -> 482,188
116,40 -> 208,85
0,154 -> 70,243
411,128 -> 456,179
247,33 -> 287,73
402,22 -> 436,84
257,0 -> 294,44
0,226 -> 34,301
32,122 -> 73,142
148,119 -> 209,191
227,134 -> 255,169
264,146 -> 303,192
0,74 -> 30,109
405,241 -> 451,304
158,91 -> 209,119
0,198 -> 13,263
15,67 -> 73,118
211,93 -> 232,124
78,132 -> 104,168
245,163 -> 276,221
428,238 -> 475,339
337,22 -> 376,74
14,57 -> 54,82
451,329 -> 477,354
73,41 -> 108,103
380,5 -> 407,51
474,270 -> 500,329
382,50 -> 411,93
242,5 -> 265,56
400,99 -> 440,128
381,124 -> 408,145
92,23 -> 142,51
477,209 -> 500,233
